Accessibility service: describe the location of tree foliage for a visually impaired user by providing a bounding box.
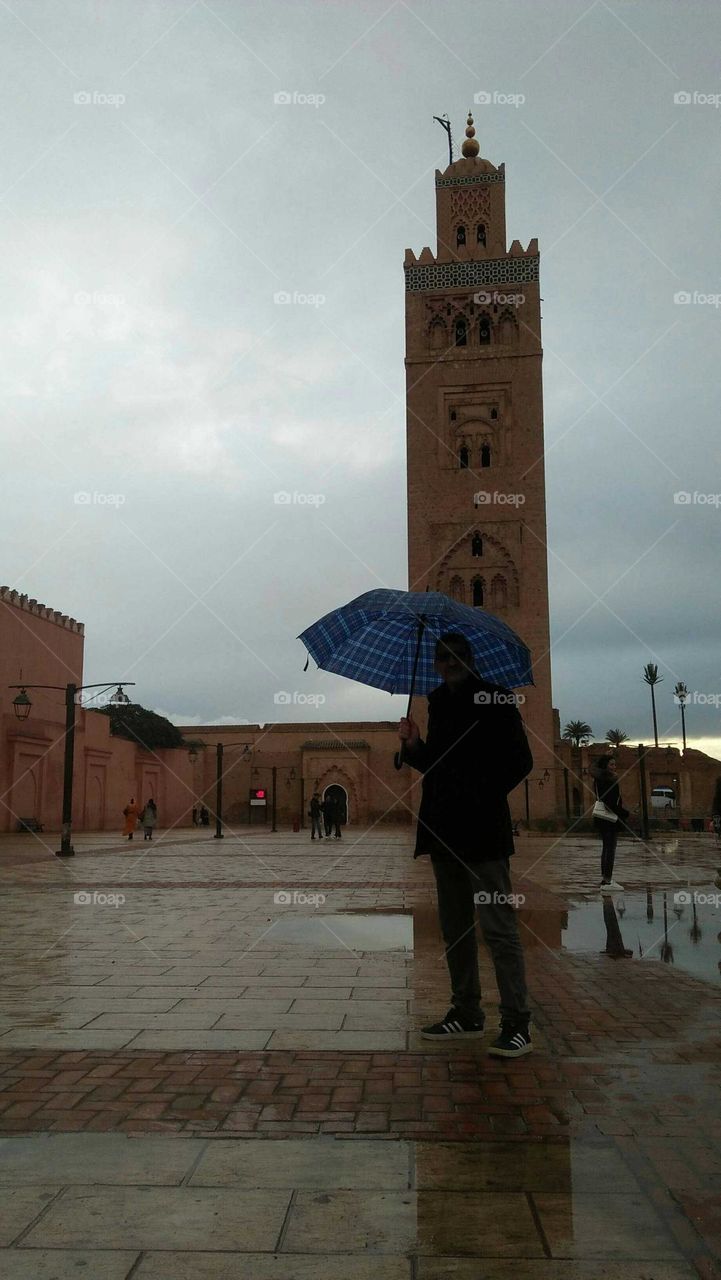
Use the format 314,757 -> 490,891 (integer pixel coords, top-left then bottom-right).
96,703 -> 188,752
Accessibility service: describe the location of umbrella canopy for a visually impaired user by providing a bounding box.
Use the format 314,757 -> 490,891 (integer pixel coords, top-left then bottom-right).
299,588 -> 533,695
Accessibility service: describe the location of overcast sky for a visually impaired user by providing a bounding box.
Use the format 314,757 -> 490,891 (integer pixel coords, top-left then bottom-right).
2,0 -> 719,753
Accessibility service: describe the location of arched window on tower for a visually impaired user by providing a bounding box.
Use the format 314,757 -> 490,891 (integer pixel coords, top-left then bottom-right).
491,574 -> 508,610
458,444 -> 469,470
472,577 -> 485,608
471,533 -> 483,557
480,442 -> 491,468
499,312 -> 517,345
449,575 -> 465,603
479,316 -> 491,345
456,225 -> 466,247
429,319 -> 446,352
477,223 -> 486,245
454,317 -> 467,347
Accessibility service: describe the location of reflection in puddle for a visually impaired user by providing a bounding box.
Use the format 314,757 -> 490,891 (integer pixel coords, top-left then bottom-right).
563,888 -> 721,984
271,913 -> 413,951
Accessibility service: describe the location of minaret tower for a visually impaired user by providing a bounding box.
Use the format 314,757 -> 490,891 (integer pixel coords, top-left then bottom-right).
404,113 -> 555,813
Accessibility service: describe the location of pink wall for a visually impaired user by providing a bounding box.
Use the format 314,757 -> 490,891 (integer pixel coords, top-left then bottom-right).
0,589 -> 195,834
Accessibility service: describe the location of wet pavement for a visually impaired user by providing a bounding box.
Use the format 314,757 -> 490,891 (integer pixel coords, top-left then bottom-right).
0,827 -> 720,1277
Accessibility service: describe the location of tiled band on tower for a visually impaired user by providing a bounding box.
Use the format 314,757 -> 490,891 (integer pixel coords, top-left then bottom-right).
404,113 -> 556,814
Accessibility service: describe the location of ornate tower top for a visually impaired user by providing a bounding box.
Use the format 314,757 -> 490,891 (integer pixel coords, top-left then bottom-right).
460,111 -> 480,159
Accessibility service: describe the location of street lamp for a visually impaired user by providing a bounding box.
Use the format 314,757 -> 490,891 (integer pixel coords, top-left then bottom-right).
251,762 -> 297,833
9,679 -> 134,856
213,740 -> 251,839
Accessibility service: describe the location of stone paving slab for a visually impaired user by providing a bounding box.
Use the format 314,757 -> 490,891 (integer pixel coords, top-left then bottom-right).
132,1253 -> 411,1279
22,1186 -> 292,1251
0,1250 -> 138,1279
0,1187 -> 60,1246
0,1133 -> 205,1183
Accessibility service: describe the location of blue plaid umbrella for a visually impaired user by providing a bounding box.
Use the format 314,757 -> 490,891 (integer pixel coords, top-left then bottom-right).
299,588 -> 533,695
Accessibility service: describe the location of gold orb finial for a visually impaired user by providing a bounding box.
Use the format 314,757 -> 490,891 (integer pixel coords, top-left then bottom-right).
461,110 -> 480,158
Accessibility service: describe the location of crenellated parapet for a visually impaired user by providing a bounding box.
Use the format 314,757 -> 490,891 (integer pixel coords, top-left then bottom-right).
0,586 -> 84,634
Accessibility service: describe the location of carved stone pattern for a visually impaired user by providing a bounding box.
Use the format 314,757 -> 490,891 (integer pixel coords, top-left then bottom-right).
435,174 -> 504,187
450,187 -> 491,225
405,257 -> 539,291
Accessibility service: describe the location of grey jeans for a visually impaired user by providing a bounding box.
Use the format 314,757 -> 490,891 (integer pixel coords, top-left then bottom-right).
431,855 -> 530,1026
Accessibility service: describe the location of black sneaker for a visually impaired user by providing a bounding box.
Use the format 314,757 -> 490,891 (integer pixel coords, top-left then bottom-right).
420,1008 -> 485,1040
487,1021 -> 532,1058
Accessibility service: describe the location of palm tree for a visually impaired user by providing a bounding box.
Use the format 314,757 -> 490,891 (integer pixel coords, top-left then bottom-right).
642,663 -> 663,748
606,729 -> 629,747
563,720 -> 593,747
673,681 -> 688,751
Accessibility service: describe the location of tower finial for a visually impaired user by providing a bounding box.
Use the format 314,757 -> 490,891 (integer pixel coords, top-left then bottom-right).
461,110 -> 480,158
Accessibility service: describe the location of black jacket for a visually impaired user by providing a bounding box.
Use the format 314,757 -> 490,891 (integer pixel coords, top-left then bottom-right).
591,764 -> 629,821
405,674 -> 533,862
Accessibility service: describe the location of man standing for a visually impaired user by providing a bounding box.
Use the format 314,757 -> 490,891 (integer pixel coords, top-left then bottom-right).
322,793 -> 335,840
309,791 -> 324,841
399,632 -> 534,1058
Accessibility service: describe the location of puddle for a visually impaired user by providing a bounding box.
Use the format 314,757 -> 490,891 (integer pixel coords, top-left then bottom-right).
563,887 -> 721,984
270,913 -> 413,951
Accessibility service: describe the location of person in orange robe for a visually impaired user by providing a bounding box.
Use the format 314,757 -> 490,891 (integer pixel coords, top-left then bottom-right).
122,797 -> 142,840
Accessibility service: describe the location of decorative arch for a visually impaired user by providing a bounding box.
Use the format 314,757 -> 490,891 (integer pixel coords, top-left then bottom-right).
315,767 -> 360,825
436,528 -> 520,607
454,316 -> 468,347
480,442 -> 492,468
449,575 -> 465,603
456,224 -> 466,247
472,577 -> 485,607
498,310 -> 518,344
458,443 -> 469,469
471,532 -> 483,557
490,574 -> 508,610
479,314 -> 492,345
429,318 -> 447,352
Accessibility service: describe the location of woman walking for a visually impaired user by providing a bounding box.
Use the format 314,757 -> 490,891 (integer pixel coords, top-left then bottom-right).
142,798 -> 158,841
122,797 -> 142,841
591,755 -> 629,892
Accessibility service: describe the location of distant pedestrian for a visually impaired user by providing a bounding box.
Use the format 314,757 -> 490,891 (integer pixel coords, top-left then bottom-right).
200,805 -> 210,827
122,797 -> 142,841
322,794 -> 335,839
591,755 -> 629,892
192,806 -> 199,827
399,631 -> 534,1059
333,796 -> 346,839
142,798 -> 157,841
712,777 -> 721,844
309,791 -> 324,840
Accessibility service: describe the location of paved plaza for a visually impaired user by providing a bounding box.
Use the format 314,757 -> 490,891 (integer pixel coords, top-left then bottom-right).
0,825 -> 720,1277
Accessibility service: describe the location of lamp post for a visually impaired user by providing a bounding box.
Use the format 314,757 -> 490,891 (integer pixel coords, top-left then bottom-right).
10,681 -> 133,857
251,763 -> 296,833
211,740 -> 252,839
